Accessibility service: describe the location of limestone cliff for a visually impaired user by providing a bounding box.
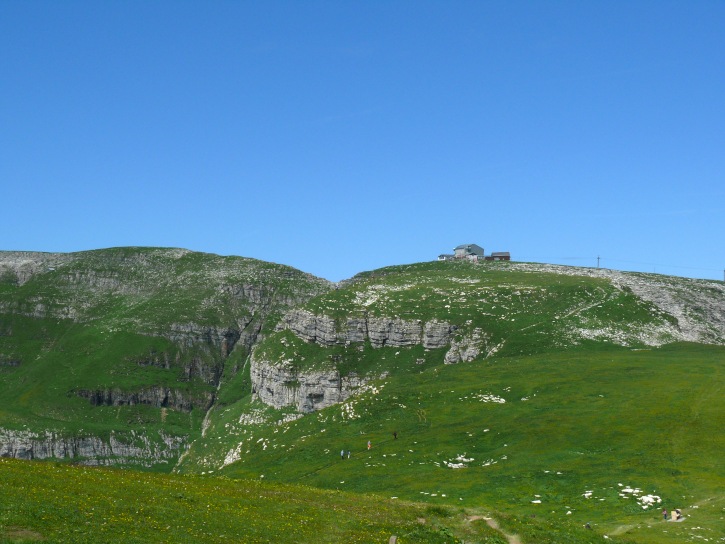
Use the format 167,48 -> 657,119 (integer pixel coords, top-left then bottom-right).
74,386 -> 214,413
275,310 -> 455,349
251,311 -> 478,412
250,358 -> 368,413
0,428 -> 186,467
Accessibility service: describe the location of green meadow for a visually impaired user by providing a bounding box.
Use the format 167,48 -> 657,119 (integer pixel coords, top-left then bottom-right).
191,343 -> 725,544
0,457 -> 460,543
0,456 -> 643,544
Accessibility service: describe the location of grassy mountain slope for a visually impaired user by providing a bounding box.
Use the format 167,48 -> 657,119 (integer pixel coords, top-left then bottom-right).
181,260 -> 724,543
0,248 -> 331,468
1,252 -> 722,542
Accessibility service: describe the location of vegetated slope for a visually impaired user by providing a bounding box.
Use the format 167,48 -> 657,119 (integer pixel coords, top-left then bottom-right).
1,456 -> 644,544
0,247 -> 332,468
182,260 -> 724,544
0,457 -> 479,544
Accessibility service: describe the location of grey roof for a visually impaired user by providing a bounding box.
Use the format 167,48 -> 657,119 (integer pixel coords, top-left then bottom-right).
454,243 -> 484,253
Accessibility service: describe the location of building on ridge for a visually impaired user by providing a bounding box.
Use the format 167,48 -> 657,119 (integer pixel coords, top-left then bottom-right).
438,244 -> 484,262
438,244 -> 510,262
485,252 -> 510,261
454,244 -> 484,260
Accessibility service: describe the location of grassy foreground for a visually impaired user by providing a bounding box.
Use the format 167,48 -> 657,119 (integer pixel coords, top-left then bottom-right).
0,457 -> 641,544
0,458 -> 454,543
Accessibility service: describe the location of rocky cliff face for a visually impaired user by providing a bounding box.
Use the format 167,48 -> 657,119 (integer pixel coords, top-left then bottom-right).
75,386 -> 214,413
276,310 -> 455,349
444,327 -> 499,363
0,251 -> 77,287
250,359 -> 369,413
251,311 -> 482,412
0,428 -> 187,467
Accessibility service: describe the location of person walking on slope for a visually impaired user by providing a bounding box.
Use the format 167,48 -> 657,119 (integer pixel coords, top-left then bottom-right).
367,440 -> 371,450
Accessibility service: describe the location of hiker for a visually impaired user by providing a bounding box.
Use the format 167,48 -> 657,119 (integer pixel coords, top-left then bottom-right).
347,450 -> 351,459
662,508 -> 668,520
674,509 -> 682,520
393,431 -> 398,440
341,449 -> 345,459
367,440 -> 371,450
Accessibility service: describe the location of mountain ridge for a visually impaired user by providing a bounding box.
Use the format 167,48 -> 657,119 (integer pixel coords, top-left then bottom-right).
0,247 -> 332,467
1,248 -> 723,467
1,247 -> 723,542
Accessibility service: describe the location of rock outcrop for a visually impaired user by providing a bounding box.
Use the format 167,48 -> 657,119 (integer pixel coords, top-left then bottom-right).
252,312 -> 466,412
276,310 -> 455,349
444,328 -> 492,364
0,428 -> 187,467
75,386 -> 214,413
0,251 -> 76,286
250,359 -> 368,413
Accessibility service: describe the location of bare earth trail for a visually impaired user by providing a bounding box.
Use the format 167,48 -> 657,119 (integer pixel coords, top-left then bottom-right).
485,518 -> 522,544
467,516 -> 522,544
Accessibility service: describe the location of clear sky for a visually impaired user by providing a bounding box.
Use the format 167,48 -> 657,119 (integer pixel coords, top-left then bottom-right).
1,1 -> 723,282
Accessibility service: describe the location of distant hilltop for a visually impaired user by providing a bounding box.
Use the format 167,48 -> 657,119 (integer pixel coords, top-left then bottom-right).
438,243 -> 510,262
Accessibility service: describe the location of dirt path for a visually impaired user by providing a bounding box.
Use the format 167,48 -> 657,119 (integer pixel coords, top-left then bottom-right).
468,516 -> 522,544
486,518 -> 522,544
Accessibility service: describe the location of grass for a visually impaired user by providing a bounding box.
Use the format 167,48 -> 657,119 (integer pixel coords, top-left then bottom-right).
0,457 -> 641,543
0,457 -> 466,543
192,343 -> 724,544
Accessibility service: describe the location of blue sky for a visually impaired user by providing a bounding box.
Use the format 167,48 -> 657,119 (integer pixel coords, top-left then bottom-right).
1,1 -> 723,282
